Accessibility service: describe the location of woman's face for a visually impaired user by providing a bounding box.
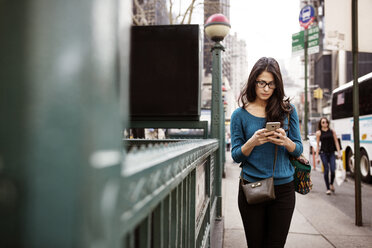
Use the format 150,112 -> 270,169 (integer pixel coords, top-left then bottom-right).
255,70 -> 275,102
321,118 -> 329,128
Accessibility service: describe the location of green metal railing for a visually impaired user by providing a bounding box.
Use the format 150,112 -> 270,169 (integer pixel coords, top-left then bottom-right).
122,139 -> 219,248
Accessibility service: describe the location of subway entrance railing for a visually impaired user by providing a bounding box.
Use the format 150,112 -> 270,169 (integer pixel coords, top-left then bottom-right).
122,139 -> 219,248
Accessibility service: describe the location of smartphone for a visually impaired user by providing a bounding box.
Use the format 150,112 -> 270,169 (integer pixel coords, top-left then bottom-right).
265,122 -> 281,131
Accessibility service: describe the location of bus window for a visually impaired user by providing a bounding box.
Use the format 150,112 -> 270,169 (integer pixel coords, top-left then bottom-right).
332,87 -> 353,120
359,79 -> 372,116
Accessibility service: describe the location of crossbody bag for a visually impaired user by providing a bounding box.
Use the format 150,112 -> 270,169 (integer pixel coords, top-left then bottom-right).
240,145 -> 278,204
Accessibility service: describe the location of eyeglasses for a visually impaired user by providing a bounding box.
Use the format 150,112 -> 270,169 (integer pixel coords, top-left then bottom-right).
256,81 -> 276,89
321,121 -> 327,124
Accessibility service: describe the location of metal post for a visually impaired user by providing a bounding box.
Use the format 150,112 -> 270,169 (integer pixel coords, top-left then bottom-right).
304,28 -> 309,140
352,0 -> 362,226
211,41 -> 224,218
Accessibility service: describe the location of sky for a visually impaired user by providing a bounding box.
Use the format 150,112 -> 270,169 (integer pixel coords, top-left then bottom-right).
185,0 -> 304,99
229,0 -> 301,71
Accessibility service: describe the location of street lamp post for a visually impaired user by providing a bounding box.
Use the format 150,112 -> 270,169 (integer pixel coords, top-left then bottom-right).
205,13 -> 230,218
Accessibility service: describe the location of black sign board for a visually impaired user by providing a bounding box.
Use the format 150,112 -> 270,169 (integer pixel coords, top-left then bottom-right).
129,25 -> 202,121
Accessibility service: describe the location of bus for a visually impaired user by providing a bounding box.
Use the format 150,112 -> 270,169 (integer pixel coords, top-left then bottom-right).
331,72 -> 372,183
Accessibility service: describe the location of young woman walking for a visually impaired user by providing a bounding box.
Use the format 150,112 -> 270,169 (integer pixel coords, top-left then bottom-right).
230,57 -> 303,247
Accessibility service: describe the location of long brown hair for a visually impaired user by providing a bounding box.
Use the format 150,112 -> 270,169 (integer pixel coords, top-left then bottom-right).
238,57 -> 291,125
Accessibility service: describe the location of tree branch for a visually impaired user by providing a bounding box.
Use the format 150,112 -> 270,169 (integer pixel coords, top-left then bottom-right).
133,0 -> 148,25
180,0 -> 193,24
186,0 -> 197,24
132,16 -> 140,26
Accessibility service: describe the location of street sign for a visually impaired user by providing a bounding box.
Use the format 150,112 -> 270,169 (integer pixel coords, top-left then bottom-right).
292,26 -> 319,56
308,26 -> 320,54
299,5 -> 315,29
292,31 -> 305,56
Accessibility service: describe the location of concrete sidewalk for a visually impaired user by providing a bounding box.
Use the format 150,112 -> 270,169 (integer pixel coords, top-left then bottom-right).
222,150 -> 372,248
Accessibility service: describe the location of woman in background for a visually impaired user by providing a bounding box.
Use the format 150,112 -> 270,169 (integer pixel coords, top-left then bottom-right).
315,117 -> 341,195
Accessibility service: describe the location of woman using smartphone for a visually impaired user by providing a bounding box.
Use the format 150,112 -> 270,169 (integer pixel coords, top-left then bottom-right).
230,57 -> 303,248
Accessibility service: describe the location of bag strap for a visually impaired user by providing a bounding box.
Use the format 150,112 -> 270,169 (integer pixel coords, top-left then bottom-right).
286,112 -> 304,160
272,145 -> 278,175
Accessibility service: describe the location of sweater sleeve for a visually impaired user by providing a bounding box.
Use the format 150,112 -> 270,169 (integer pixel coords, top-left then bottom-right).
288,106 -> 303,157
230,110 -> 249,163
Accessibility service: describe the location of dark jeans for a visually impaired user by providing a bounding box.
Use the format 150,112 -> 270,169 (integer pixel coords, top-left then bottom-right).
238,180 -> 295,248
320,152 -> 336,190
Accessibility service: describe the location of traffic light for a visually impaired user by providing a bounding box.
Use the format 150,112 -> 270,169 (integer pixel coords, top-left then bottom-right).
314,87 -> 323,99
313,88 -> 318,98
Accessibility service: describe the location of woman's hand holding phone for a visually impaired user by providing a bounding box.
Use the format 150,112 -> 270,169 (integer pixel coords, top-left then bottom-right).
250,123 -> 289,147
251,128 -> 273,146
267,128 -> 288,147
265,122 -> 280,132
241,128 -> 273,156
264,122 -> 288,146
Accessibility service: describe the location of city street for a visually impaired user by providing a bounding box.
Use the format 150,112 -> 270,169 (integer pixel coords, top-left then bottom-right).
222,141 -> 372,247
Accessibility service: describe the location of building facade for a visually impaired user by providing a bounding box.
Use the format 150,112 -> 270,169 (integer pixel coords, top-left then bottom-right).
227,32 -> 248,110
299,0 -> 372,133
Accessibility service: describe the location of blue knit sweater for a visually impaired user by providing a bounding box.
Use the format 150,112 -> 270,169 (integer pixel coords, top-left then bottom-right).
230,106 -> 303,185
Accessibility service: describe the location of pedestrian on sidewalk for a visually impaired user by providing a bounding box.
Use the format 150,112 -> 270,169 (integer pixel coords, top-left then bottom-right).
315,117 -> 341,195
226,133 -> 231,151
230,57 -> 303,248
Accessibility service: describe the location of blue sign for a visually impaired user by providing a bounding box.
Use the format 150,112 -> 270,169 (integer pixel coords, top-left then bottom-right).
342,134 -> 351,141
299,5 -> 315,29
